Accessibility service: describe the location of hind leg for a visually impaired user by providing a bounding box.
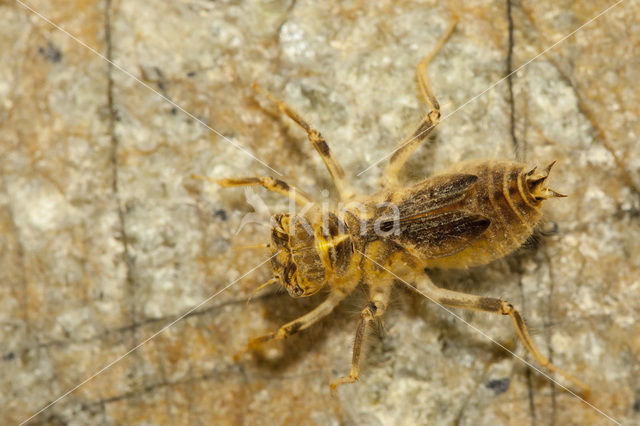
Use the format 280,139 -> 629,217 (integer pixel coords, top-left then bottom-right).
410,274 -> 590,398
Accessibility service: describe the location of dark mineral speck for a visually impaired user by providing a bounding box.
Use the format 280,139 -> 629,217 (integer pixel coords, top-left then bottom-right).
485,378 -> 510,395
38,42 -> 62,62
214,209 -> 227,221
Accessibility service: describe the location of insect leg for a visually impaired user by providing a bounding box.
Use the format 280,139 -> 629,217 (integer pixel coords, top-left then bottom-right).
381,20 -> 457,188
330,279 -> 392,394
245,289 -> 348,351
417,19 -> 457,112
411,274 -> 591,398
254,83 -> 356,201
193,174 -> 314,206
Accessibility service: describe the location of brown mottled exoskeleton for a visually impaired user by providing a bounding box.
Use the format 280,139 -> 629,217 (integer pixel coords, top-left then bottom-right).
213,22 -> 590,398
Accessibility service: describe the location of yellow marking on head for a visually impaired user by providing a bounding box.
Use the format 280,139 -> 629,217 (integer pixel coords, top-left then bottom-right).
316,233 -> 333,273
315,232 -> 351,274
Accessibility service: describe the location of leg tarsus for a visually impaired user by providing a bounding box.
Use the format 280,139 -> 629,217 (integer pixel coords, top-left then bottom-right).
208,175 -> 314,206
499,301 -> 591,399
382,21 -> 457,187
417,18 -> 458,109
330,374 -> 358,396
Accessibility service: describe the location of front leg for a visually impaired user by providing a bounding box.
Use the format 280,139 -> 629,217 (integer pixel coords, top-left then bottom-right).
239,289 -> 347,357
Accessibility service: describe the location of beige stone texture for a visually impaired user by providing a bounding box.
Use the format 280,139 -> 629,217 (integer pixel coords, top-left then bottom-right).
1,0 -> 638,424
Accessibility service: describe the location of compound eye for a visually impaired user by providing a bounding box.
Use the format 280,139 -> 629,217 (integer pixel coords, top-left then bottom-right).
291,284 -> 304,297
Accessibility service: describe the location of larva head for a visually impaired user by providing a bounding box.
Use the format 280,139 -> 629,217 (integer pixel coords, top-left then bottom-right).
525,161 -> 567,203
269,213 -> 326,298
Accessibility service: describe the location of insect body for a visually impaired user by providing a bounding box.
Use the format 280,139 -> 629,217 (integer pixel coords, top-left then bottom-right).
393,159 -> 565,270
215,23 -> 590,397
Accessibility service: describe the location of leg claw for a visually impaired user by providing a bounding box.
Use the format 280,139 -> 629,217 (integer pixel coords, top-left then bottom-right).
329,375 -> 357,396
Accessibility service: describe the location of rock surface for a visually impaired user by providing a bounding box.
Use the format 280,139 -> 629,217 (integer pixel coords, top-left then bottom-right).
1,0 -> 638,424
